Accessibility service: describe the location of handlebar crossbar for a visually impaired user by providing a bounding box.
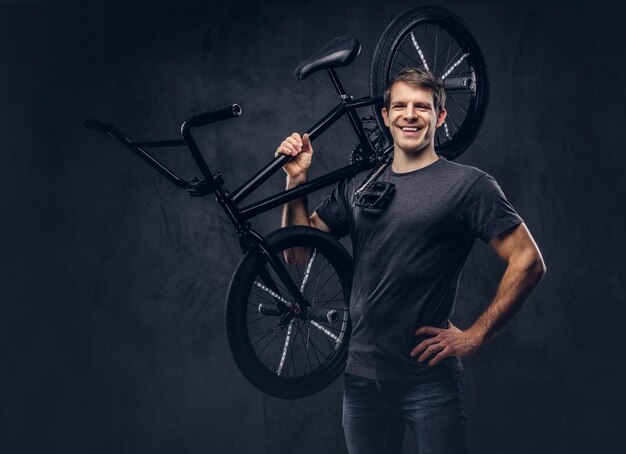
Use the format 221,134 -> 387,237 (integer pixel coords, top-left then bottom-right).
83,119 -> 189,189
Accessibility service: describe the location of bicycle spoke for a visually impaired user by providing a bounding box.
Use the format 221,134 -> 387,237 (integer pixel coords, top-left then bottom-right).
254,281 -> 293,307
410,31 -> 429,70
247,315 -> 272,327
300,248 -> 317,292
309,257 -> 327,303
261,329 -> 281,364
288,329 -> 298,377
258,268 -> 289,298
316,302 -> 348,310
293,321 -> 313,377
391,60 -> 408,73
302,260 -> 332,293
445,112 -> 461,132
447,93 -> 469,113
396,47 -> 423,69
304,264 -> 333,303
310,320 -> 340,342
319,324 -> 337,351
315,285 -> 344,307
294,322 -> 324,367
249,326 -> 275,341
290,246 -> 304,289
269,337 -> 284,372
448,68 -> 474,78
443,121 -> 452,140
250,289 -> 283,307
276,321 -> 293,375
307,332 -> 329,366
435,39 -> 454,77
441,51 -> 468,80
433,24 -> 439,73
252,326 -> 279,347
304,323 -> 313,374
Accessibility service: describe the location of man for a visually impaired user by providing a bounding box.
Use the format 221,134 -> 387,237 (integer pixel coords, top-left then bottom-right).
275,68 -> 546,454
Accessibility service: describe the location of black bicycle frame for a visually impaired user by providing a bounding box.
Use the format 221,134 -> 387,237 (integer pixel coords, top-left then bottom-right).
85,68 -> 386,317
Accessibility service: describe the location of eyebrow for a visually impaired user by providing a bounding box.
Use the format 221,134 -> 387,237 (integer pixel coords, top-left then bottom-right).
390,101 -> 433,109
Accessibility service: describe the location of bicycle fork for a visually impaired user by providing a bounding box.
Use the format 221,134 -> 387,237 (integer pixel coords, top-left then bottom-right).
242,229 -> 338,327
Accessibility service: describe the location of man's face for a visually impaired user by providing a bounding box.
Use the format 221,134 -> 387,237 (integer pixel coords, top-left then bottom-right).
381,82 -> 447,155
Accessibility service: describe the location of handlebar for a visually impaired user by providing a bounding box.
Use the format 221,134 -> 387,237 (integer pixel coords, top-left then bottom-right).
84,103 -> 243,192
185,104 -> 242,129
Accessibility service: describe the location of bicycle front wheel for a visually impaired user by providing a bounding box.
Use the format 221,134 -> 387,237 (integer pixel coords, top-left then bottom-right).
225,226 -> 352,399
370,6 -> 490,160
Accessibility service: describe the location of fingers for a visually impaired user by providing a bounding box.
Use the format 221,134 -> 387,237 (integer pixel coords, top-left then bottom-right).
428,348 -> 451,366
302,133 -> 313,153
411,334 -> 451,364
418,343 -> 446,363
276,138 -> 300,157
414,326 -> 443,336
412,324 -> 458,365
410,336 -> 438,358
411,335 -> 450,364
275,132 -> 309,157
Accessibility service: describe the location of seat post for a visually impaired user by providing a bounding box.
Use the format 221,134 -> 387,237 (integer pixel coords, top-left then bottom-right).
326,68 -> 374,154
327,68 -> 347,97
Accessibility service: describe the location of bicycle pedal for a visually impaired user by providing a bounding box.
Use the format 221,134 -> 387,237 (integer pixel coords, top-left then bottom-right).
354,181 -> 395,209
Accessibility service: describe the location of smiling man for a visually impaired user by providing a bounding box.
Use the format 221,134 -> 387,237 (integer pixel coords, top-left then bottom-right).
276,67 -> 546,454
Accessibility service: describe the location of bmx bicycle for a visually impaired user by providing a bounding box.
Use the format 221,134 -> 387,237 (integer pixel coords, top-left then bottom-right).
84,6 -> 489,399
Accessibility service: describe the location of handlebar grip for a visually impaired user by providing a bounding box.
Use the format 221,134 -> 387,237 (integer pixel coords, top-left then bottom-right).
187,104 -> 242,128
83,118 -> 115,132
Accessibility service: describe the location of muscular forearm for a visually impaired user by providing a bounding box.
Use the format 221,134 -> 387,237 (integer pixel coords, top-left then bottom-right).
281,175 -> 310,227
412,224 -> 546,365
467,256 -> 546,344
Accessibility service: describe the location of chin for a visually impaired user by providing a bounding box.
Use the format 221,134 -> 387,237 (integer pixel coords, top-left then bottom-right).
399,141 -> 428,154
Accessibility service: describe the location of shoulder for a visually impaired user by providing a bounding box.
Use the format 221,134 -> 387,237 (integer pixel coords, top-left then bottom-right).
434,157 -> 493,192
437,157 -> 487,181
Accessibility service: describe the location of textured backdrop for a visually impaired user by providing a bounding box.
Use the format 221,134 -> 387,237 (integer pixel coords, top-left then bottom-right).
1,0 -> 625,453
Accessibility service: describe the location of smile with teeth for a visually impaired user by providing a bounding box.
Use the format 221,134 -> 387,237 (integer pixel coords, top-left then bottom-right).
399,125 -> 423,135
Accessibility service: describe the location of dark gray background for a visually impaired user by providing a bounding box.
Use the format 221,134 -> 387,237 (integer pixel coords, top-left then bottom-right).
1,0 -> 624,452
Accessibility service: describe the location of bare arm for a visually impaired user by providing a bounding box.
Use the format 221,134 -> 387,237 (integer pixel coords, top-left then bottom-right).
277,133 -> 330,232
410,222 -> 546,365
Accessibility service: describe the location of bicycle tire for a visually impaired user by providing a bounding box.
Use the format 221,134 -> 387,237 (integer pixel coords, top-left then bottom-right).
370,6 -> 490,160
225,226 -> 352,399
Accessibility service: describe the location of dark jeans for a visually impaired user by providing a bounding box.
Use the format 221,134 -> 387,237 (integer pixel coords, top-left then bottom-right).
342,372 -> 468,454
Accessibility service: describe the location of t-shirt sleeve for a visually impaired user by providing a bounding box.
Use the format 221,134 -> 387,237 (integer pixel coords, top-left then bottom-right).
461,174 -> 523,243
314,178 -> 351,238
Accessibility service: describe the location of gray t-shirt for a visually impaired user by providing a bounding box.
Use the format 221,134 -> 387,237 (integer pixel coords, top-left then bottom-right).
315,157 -> 523,383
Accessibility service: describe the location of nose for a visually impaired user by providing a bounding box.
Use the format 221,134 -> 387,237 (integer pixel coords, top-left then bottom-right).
402,105 -> 417,121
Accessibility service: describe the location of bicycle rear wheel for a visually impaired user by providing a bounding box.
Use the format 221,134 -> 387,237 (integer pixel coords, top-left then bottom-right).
225,226 -> 352,399
370,6 -> 490,160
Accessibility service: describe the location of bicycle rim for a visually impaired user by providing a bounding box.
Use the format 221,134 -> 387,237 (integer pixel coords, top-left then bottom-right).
370,6 -> 490,160
226,227 -> 352,399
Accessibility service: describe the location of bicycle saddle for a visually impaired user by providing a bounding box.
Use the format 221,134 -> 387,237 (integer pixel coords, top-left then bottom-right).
294,35 -> 361,80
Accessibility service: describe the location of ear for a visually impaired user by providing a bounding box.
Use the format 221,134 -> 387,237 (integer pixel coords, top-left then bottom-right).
381,107 -> 390,127
436,108 -> 447,128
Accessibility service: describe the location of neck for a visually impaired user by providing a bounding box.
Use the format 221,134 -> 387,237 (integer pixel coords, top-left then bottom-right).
391,146 -> 439,173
